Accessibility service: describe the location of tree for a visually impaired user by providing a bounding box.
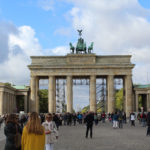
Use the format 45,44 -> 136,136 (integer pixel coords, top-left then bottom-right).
138,95 -> 142,110
39,89 -> 48,113
115,88 -> 123,111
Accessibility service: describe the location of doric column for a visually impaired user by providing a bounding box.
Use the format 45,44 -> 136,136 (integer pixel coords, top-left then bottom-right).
136,94 -> 139,112
0,91 -> 4,115
53,79 -> 56,113
35,77 -> 39,113
90,75 -> 96,112
107,75 -> 115,113
30,76 -> 36,112
48,76 -> 55,113
67,76 -> 73,113
24,95 -> 28,113
3,92 -> 6,114
10,94 -> 12,113
123,77 -> 126,112
147,94 -> 149,111
13,95 -> 16,113
7,93 -> 10,113
125,75 -> 133,117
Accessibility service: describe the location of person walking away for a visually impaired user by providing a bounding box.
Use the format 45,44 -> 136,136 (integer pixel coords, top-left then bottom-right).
85,112 -> 94,138
21,112 -> 45,150
146,109 -> 150,136
122,112 -> 126,124
4,114 -> 22,150
43,114 -> 58,150
137,112 -> 141,124
0,115 -> 3,129
141,112 -> 146,127
130,112 -> 135,126
118,111 -> 123,128
113,112 -> 118,129
53,113 -> 60,130
101,112 -> 106,123
94,113 -> 98,125
72,113 -> 77,126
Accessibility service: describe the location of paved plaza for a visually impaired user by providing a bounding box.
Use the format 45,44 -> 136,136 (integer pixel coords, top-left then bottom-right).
0,121 -> 150,150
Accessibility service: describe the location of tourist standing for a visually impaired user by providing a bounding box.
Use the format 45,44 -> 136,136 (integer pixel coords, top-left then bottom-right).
53,113 -> 60,130
4,114 -> 22,150
141,112 -> 147,127
21,112 -> 45,150
146,109 -> 150,136
94,113 -> 98,125
122,112 -> 126,124
43,114 -> 58,150
113,112 -> 118,129
85,112 -> 94,138
118,111 -> 123,128
130,112 -> 135,126
72,113 -> 77,126
101,111 -> 106,123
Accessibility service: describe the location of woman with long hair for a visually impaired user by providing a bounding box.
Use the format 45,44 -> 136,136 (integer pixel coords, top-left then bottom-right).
21,112 -> 45,150
42,113 -> 58,150
4,114 -> 22,150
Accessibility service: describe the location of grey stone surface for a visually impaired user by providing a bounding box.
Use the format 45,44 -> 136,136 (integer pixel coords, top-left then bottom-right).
0,122 -> 150,150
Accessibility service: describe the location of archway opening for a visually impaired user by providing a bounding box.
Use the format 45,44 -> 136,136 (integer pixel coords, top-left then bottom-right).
73,78 -> 89,113
114,77 -> 124,112
39,79 -> 48,113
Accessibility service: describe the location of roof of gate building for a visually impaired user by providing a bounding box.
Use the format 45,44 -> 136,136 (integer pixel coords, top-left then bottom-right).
12,85 -> 29,90
134,84 -> 150,89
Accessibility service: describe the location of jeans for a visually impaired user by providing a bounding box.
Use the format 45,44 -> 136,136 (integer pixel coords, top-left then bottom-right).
147,126 -> 150,136
113,121 -> 118,128
86,125 -> 93,138
46,144 -> 54,150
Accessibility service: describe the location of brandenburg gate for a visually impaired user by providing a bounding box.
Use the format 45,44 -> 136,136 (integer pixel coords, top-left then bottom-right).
28,31 -> 135,116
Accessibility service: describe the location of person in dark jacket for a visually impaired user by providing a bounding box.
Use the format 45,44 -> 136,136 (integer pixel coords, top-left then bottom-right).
146,109 -> 150,136
53,113 -> 60,129
85,111 -> 94,138
4,114 -> 22,150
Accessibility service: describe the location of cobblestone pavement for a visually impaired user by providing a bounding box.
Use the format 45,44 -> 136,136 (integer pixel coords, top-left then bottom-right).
0,122 -> 150,150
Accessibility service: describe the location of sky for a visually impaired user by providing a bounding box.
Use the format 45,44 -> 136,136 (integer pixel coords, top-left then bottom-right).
0,0 -> 150,110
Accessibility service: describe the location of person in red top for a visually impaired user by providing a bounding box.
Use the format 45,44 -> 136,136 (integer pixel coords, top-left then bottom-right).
101,111 -> 106,123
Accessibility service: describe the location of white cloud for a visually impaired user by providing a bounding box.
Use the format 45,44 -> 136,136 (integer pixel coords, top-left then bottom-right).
65,0 -> 150,84
38,0 -> 54,11
0,23 -> 43,85
51,46 -> 69,55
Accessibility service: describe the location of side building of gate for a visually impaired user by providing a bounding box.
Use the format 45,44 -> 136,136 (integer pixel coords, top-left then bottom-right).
28,54 -> 135,117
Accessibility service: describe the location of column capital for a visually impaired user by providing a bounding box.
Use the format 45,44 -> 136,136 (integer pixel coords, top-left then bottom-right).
31,75 -> 36,78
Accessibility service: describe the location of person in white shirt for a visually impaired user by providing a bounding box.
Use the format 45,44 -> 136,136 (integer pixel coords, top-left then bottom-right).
130,112 -> 135,126
42,114 -> 58,150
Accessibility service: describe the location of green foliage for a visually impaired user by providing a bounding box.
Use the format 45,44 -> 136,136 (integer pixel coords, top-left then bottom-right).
39,89 -> 48,113
138,95 -> 142,109
16,95 -> 24,112
81,101 -> 103,113
115,88 -> 123,111
5,82 -> 11,87
81,105 -> 90,113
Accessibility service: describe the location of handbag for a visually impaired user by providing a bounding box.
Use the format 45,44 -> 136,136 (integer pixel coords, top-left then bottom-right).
15,125 -> 21,148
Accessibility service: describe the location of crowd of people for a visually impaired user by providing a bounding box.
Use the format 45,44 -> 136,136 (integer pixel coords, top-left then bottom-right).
0,109 -> 150,150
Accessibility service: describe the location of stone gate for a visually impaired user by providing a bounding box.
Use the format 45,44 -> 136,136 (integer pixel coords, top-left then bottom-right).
28,54 -> 135,116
